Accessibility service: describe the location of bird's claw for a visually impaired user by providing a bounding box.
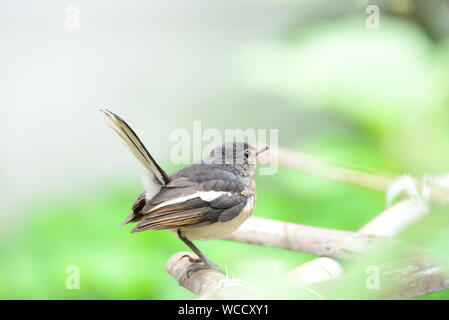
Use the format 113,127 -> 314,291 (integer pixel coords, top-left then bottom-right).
180,254 -> 225,276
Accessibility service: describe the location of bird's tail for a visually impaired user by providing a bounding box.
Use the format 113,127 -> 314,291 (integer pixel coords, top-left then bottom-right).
100,109 -> 170,186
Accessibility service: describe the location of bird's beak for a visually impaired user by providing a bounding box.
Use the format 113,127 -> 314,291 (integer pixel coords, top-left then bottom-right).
256,145 -> 269,155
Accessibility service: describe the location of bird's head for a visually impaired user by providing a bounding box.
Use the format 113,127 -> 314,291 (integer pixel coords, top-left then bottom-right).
204,142 -> 269,177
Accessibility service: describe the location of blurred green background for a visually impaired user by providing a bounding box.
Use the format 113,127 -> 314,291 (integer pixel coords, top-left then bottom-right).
1,0 -> 449,299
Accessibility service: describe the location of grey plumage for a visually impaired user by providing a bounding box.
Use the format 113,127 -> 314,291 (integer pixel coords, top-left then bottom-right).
129,157 -> 250,232
101,109 -> 267,274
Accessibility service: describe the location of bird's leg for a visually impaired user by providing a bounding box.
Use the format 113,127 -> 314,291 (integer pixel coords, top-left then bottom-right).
177,230 -> 225,275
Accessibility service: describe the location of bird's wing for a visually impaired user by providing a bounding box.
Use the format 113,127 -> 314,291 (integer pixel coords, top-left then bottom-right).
131,172 -> 247,232
120,192 -> 146,226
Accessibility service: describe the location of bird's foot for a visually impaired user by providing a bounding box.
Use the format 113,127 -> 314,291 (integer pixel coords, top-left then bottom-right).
181,254 -> 225,276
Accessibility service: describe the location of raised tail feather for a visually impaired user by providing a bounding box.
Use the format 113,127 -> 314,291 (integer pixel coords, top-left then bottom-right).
100,109 -> 170,226
100,109 -> 170,185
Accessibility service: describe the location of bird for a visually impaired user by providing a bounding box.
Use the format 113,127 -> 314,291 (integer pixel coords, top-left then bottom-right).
100,109 -> 268,274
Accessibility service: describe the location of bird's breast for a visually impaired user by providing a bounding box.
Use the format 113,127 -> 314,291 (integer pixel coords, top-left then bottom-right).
179,195 -> 255,240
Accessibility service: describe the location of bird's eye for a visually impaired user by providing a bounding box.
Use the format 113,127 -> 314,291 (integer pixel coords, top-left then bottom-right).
244,150 -> 250,158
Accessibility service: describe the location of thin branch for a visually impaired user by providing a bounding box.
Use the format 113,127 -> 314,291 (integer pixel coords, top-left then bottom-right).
285,195 -> 449,297
284,199 -> 430,286
255,148 -> 449,293
309,254 -> 449,300
223,216 -> 425,259
165,252 -> 255,299
378,255 -> 449,299
358,199 -> 429,236
261,146 -> 449,203
264,146 -> 395,192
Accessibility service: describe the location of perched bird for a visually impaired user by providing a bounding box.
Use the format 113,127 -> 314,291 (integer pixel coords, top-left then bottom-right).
100,109 -> 268,274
